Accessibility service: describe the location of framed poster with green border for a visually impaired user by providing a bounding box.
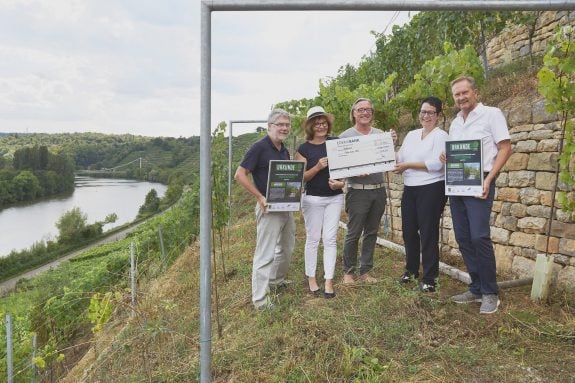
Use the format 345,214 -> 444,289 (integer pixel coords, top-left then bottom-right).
266,160 -> 305,211
445,139 -> 483,197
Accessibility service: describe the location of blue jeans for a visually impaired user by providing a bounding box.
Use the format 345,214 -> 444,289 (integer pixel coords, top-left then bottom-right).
449,182 -> 498,295
343,188 -> 386,276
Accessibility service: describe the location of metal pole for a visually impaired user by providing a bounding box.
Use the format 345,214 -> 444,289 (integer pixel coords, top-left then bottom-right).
31,334 -> 37,383
130,242 -> 136,308
208,0 -> 575,11
199,2 -> 212,383
159,225 -> 167,271
228,120 -> 233,201
200,2 -> 574,382
6,314 -> 13,383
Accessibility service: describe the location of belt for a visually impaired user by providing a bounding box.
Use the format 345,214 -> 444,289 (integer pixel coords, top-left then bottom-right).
348,182 -> 385,190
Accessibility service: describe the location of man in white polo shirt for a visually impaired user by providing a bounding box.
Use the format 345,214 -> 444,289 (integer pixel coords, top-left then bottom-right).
447,76 -> 512,314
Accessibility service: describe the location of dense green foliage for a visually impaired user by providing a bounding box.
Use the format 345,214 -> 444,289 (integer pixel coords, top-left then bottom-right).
0,241 -> 64,282
55,208 -> 118,245
279,43 -> 485,136
0,145 -> 74,207
331,11 -> 518,94
387,43 -> 485,129
137,189 -> 162,218
277,11 -> 542,135
537,25 -> 575,217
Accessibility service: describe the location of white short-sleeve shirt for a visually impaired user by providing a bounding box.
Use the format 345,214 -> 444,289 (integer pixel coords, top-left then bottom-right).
448,103 -> 510,172
397,127 -> 448,186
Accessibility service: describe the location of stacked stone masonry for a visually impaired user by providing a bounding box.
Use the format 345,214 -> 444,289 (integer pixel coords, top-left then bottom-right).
386,12 -> 575,294
487,11 -> 575,68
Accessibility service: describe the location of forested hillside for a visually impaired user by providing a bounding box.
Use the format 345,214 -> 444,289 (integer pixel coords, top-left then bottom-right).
0,133 -> 200,183
0,145 -> 75,207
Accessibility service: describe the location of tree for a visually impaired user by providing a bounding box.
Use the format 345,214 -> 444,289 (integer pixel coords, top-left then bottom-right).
163,176 -> 184,206
56,207 -> 87,244
537,25 -> 575,221
12,170 -> 41,201
138,189 -> 161,216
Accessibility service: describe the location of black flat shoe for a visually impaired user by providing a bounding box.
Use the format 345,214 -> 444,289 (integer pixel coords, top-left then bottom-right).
323,291 -> 336,299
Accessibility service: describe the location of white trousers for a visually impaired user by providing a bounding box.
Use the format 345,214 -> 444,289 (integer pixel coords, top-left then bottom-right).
252,203 -> 295,308
301,194 -> 344,280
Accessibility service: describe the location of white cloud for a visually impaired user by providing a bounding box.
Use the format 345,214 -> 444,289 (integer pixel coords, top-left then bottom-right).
0,1 -> 410,137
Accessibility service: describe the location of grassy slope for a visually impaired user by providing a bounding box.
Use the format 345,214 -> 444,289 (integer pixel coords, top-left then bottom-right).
59,63 -> 575,382
67,183 -> 575,383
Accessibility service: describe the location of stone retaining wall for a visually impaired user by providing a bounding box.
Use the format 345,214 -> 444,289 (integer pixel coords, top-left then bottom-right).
487,11 -> 575,68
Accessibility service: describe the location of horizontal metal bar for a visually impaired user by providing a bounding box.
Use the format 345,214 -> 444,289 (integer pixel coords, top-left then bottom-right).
205,0 -> 575,11
230,120 -> 268,124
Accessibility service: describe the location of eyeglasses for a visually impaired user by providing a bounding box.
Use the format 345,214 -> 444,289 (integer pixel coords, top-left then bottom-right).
355,107 -> 373,114
419,111 -> 437,117
313,121 -> 328,128
271,122 -> 291,128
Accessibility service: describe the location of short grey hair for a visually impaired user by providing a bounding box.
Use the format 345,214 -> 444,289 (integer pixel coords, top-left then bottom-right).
350,98 -> 373,124
267,108 -> 291,125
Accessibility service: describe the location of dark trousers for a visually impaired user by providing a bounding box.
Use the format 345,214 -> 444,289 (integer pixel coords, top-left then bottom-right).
343,188 -> 386,275
401,181 -> 447,285
449,182 -> 498,295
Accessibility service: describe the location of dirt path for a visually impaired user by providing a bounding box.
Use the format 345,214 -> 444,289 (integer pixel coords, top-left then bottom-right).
0,223 -> 143,295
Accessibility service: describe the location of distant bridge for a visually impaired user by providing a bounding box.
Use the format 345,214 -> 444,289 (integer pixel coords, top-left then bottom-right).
77,157 -> 152,174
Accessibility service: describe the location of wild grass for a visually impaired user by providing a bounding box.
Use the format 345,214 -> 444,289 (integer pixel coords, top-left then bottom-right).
71,187 -> 575,383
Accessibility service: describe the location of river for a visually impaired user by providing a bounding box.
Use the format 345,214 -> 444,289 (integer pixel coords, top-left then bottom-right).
0,176 -> 167,257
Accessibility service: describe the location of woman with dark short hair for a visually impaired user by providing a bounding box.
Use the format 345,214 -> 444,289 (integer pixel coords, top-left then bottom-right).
394,96 -> 448,292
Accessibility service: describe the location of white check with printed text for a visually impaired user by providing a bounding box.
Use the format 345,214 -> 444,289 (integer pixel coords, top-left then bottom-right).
326,132 -> 396,179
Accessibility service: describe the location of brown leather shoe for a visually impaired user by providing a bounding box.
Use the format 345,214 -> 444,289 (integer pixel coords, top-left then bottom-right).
359,273 -> 378,283
342,274 -> 355,284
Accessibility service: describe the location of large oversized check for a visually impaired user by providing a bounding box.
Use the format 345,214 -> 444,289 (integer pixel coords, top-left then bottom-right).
326,132 -> 396,179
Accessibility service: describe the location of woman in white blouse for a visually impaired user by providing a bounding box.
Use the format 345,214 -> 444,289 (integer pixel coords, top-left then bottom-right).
394,97 -> 448,292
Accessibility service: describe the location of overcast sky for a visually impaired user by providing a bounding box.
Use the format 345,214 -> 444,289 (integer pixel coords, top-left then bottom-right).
0,1 -> 412,138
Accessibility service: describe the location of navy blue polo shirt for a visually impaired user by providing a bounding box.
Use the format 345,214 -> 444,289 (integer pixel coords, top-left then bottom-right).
240,135 -> 290,195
